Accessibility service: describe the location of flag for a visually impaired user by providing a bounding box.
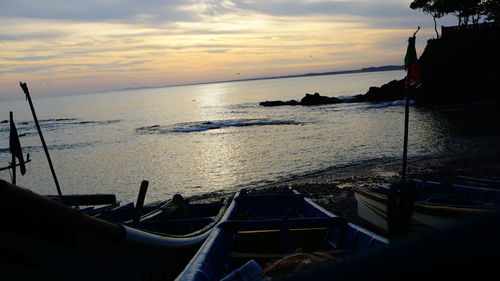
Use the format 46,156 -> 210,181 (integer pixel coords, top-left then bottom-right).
404,35 -> 422,87
10,118 -> 26,175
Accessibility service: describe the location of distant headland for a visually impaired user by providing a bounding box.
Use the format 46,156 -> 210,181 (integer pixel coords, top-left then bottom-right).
120,65 -> 404,91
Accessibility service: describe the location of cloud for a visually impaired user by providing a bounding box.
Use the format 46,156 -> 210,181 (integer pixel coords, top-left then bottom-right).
0,0 -> 198,23
231,0 -> 409,17
0,0 -> 458,98
5,55 -> 59,62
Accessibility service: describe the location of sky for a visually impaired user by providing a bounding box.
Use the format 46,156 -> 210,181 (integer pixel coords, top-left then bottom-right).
0,0 -> 458,99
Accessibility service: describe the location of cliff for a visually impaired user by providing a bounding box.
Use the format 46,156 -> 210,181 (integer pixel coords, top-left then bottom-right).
417,23 -> 500,104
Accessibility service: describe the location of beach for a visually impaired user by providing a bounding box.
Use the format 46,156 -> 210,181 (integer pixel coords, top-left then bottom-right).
190,133 -> 500,230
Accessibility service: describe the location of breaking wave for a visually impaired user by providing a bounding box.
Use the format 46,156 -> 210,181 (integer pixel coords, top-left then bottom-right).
0,142 -> 98,155
137,119 -> 301,134
366,100 -> 415,109
0,118 -> 120,133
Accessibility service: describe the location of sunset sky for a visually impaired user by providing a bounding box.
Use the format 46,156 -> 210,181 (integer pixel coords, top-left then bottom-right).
0,0 -> 457,99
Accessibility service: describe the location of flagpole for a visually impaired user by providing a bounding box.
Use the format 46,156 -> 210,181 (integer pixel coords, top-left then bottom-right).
389,27 -> 420,241
401,86 -> 411,184
401,26 -> 420,185
19,82 -> 62,196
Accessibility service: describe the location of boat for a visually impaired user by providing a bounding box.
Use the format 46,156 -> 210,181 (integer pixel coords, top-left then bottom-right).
0,179 -> 231,281
353,179 -> 500,234
456,175 -> 500,188
98,193 -> 232,237
176,187 -> 388,281
46,193 -> 122,216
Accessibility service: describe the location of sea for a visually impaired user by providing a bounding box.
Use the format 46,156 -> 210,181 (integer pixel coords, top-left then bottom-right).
0,70 -> 496,204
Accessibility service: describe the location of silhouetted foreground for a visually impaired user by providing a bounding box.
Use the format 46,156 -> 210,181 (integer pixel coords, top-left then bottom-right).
284,210 -> 500,281
417,23 -> 500,104
0,179 -> 229,281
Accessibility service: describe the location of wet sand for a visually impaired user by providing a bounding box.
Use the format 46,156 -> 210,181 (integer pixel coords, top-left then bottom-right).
190,134 -> 500,230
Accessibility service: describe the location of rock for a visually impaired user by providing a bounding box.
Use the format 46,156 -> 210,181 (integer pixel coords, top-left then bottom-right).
360,79 -> 406,102
259,100 -> 300,106
259,80 -> 407,107
260,93 -> 342,107
300,92 -> 342,105
416,23 -> 500,104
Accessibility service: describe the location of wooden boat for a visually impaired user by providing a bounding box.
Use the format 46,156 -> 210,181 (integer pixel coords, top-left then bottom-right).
98,194 -> 231,237
0,179 -> 231,281
353,179 -> 500,234
176,188 -> 388,281
45,193 -> 122,216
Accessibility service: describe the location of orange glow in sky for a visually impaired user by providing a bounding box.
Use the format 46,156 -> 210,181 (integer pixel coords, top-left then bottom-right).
0,0 -> 457,99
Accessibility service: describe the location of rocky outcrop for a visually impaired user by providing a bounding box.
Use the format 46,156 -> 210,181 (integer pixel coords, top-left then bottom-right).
259,100 -> 301,106
416,23 -> 500,104
356,79 -> 408,102
301,93 -> 342,105
260,92 -> 342,106
260,80 -> 407,107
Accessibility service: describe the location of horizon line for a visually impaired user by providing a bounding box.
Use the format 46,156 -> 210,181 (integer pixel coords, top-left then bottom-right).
119,65 -> 404,92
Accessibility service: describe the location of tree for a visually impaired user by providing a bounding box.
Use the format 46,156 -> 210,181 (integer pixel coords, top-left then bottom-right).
447,0 -> 482,25
410,0 -> 445,38
482,0 -> 500,22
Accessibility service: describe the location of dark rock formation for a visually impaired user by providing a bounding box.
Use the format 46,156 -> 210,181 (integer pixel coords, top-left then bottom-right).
358,79 -> 406,102
259,79 -> 409,107
260,93 -> 342,107
259,100 -> 300,106
259,84 -> 407,107
301,92 -> 342,105
416,23 -> 500,104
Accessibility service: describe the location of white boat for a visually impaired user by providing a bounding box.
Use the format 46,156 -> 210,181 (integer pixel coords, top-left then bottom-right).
353,179 -> 500,234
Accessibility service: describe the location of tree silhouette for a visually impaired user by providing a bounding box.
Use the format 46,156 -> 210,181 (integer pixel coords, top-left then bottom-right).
443,0 -> 483,25
412,0 -> 498,30
482,0 -> 500,22
410,0 -> 445,38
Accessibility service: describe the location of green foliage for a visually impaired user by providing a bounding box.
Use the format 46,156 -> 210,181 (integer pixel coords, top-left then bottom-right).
410,0 -> 499,26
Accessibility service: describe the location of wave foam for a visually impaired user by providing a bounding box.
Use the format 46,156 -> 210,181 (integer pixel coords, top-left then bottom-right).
137,119 -> 300,134
366,100 -> 415,109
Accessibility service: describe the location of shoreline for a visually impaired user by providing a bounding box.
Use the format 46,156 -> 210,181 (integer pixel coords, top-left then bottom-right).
190,135 -> 500,230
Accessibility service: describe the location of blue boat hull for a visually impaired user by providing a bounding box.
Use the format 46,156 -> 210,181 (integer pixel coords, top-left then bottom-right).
177,188 -> 388,281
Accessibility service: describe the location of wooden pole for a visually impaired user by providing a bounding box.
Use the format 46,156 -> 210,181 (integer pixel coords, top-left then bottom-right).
19,82 -> 62,196
401,86 -> 411,184
133,180 -> 149,225
10,112 -> 17,185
